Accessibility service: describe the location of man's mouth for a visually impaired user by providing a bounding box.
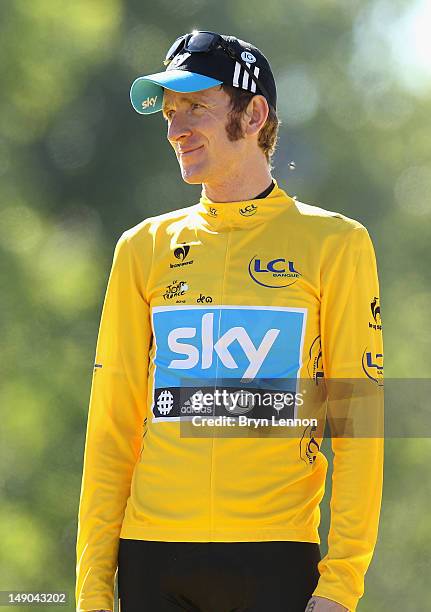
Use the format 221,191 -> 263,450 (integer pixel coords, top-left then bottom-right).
179,145 -> 204,157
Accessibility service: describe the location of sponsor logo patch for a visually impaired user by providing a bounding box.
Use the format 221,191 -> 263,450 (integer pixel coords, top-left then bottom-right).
239,203 -> 257,217
157,389 -> 174,415
170,243 -> 194,268
163,280 -> 188,301
141,95 -> 158,110
307,335 -> 324,384
248,256 -> 301,288
369,296 -> 382,330
151,305 -> 307,421
197,293 -> 213,303
300,423 -> 320,465
241,51 -> 257,63
362,349 -> 384,385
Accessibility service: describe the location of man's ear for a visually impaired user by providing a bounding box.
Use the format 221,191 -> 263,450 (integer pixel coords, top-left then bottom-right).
242,95 -> 269,136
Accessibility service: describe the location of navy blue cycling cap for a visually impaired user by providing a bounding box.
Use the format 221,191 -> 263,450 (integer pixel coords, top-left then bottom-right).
130,30 -> 277,115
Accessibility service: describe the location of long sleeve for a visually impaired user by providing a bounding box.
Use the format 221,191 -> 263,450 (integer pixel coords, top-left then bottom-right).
313,225 -> 384,611
75,232 -> 152,612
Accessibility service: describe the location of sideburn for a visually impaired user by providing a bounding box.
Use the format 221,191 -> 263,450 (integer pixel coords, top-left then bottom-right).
224,110 -> 246,143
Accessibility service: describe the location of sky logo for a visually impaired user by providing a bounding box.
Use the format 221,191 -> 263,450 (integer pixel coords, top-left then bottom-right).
141,95 -> 158,110
152,305 -> 307,390
168,312 -> 280,380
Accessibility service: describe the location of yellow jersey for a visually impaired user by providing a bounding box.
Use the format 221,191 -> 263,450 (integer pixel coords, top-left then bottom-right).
76,181 -> 384,611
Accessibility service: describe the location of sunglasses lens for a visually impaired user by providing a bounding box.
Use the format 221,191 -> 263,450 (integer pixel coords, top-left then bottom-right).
186,32 -> 215,52
165,35 -> 185,61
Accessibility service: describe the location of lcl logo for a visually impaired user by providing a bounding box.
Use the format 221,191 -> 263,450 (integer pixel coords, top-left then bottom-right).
241,51 -> 257,63
248,256 -> 301,288
239,203 -> 257,217
362,349 -> 384,385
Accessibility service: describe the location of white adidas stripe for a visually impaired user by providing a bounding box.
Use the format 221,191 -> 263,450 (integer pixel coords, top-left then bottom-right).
250,66 -> 260,93
233,61 -> 241,87
232,62 -> 261,93
242,63 -> 250,89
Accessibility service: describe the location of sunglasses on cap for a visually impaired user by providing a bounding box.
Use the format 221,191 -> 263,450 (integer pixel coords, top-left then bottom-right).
164,30 -> 272,107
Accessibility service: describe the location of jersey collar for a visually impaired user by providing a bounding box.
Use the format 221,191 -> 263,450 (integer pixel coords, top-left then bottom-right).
198,180 -> 294,229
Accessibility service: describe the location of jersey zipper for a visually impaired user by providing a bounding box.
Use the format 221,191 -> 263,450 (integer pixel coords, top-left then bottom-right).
209,226 -> 232,537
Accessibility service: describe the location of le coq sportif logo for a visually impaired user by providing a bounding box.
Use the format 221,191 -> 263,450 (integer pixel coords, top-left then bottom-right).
369,296 -> 382,330
174,244 -> 190,260
171,244 -> 194,269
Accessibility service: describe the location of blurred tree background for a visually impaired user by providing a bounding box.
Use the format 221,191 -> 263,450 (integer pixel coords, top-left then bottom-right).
1,0 -> 430,610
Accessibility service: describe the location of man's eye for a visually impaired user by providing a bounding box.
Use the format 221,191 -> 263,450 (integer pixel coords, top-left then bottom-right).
191,103 -> 203,110
165,110 -> 174,120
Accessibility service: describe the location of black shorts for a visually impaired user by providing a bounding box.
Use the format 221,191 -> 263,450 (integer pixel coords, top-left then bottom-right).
117,538 -> 321,612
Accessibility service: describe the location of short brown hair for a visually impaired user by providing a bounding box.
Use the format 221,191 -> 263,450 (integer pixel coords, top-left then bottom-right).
221,84 -> 281,165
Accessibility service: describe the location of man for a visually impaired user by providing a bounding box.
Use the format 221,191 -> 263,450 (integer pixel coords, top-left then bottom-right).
76,31 -> 384,612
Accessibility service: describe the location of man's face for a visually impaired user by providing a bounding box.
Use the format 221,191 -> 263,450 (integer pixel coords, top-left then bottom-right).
162,85 -> 245,185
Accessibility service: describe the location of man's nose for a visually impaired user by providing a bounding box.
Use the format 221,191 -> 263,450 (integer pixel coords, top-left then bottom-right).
167,113 -> 192,143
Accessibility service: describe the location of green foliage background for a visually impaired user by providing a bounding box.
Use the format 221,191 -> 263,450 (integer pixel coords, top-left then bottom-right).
1,0 -> 430,610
